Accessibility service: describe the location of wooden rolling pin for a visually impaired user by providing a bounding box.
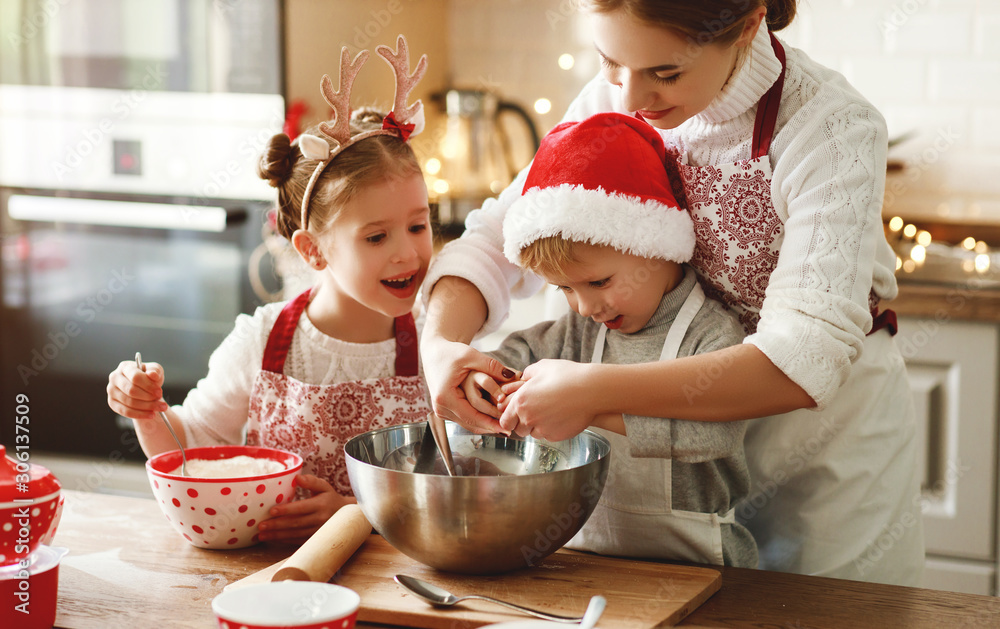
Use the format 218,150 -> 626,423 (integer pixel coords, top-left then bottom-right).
270,504 -> 372,583
223,504 -> 372,591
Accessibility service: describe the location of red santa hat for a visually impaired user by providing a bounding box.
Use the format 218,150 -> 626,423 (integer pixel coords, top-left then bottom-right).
503,112 -> 693,266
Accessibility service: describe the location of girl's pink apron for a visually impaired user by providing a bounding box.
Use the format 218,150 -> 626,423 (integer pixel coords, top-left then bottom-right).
246,289 -> 431,496
673,34 -> 923,584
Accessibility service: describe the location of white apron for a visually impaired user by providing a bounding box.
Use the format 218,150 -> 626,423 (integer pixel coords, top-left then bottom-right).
566,282 -> 735,566
246,289 -> 431,496
672,33 -> 924,584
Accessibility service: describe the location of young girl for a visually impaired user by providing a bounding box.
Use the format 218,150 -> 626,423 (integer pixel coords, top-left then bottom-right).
419,2 -> 924,585
106,38 -> 433,543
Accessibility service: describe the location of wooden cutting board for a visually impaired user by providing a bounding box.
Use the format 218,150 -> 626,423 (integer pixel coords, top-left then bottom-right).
229,534 -> 721,628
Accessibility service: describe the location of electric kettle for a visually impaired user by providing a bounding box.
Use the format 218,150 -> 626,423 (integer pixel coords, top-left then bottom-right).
431,89 -> 540,231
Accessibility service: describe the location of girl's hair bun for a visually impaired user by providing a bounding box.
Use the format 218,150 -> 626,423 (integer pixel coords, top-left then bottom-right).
257,133 -> 296,188
351,107 -> 388,131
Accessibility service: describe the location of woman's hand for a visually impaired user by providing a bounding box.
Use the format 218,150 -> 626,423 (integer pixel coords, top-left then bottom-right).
259,474 -> 350,544
421,335 -> 518,433
497,359 -> 605,441
421,275 -> 518,433
107,360 -> 170,421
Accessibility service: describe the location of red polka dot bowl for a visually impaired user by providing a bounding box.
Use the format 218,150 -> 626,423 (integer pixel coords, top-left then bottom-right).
146,445 -> 303,549
212,581 -> 360,629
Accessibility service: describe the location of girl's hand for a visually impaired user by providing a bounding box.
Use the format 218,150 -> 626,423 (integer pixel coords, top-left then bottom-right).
259,474 -> 350,544
420,336 -> 519,433
107,360 -> 170,421
497,359 -> 604,442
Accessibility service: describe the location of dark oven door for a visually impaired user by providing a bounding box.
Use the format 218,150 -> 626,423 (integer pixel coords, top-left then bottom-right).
0,188 -> 269,461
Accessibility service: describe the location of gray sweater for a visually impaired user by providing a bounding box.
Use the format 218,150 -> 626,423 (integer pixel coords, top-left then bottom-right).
489,267 -> 758,567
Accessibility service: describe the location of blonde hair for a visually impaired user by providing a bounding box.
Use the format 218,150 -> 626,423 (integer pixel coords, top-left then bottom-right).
518,236 -> 585,278
581,0 -> 797,44
257,107 -> 422,239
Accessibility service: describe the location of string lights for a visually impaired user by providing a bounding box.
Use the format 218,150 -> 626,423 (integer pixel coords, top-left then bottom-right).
887,216 -> 995,280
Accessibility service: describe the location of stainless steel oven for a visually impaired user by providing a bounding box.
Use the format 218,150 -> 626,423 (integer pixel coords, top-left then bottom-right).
0,189 -> 272,459
0,0 -> 285,460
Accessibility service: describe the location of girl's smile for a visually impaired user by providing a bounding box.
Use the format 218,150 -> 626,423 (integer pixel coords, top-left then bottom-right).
381,270 -> 421,299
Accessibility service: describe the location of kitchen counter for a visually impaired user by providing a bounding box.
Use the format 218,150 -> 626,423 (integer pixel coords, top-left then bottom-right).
49,490 -> 999,628
892,280 -> 1000,323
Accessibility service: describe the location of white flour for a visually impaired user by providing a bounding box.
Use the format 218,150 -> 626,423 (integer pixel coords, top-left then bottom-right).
171,455 -> 285,478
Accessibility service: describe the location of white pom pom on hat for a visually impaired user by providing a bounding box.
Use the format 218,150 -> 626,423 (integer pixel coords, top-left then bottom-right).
502,112 -> 694,266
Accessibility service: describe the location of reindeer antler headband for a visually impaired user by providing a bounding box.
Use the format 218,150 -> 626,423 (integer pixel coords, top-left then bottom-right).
296,35 -> 428,230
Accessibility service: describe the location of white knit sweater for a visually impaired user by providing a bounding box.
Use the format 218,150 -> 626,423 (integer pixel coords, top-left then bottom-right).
425,23 -> 897,409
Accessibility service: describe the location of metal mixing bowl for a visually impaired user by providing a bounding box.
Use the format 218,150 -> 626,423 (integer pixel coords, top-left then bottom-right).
345,421 -> 610,575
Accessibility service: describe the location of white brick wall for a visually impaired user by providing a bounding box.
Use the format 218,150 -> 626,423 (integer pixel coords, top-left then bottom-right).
973,107 -> 1000,149
978,12 -> 1000,56
885,12 -> 973,56
785,0 -> 1000,209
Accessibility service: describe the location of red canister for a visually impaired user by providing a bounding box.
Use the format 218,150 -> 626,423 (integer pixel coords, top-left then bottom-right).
0,544 -> 67,629
0,444 -> 62,567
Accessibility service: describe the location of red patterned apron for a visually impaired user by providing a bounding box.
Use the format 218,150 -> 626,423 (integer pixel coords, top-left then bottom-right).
675,33 -> 896,336
672,34 -> 922,584
246,289 -> 430,496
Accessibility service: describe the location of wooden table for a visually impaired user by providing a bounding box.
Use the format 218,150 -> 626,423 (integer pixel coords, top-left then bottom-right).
51,490 -> 999,628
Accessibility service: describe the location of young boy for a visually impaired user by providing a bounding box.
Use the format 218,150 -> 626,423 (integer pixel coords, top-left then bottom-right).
465,113 -> 757,568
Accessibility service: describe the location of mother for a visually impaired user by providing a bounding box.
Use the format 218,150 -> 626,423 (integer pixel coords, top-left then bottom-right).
420,0 -> 923,586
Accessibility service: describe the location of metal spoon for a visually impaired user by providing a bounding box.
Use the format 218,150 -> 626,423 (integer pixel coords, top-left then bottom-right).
579,595 -> 606,628
135,352 -> 188,476
426,413 -> 457,477
411,419 -> 440,475
394,574 -> 586,623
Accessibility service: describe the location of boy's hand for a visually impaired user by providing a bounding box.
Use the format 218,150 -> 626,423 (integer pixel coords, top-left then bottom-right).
258,474 -> 351,544
460,371 -> 510,420
420,335 -> 519,434
107,360 -> 170,421
497,359 -> 601,441
496,379 -> 525,418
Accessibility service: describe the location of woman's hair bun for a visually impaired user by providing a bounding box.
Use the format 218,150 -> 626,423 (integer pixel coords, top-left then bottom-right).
765,0 -> 797,31
257,133 -> 296,188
